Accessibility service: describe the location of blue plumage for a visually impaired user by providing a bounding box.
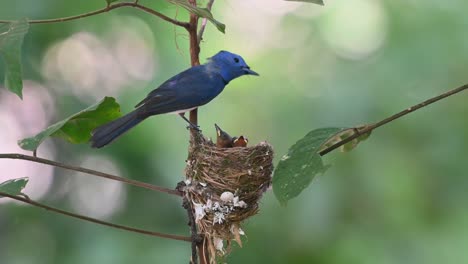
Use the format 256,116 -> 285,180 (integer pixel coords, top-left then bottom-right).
90,50 -> 258,148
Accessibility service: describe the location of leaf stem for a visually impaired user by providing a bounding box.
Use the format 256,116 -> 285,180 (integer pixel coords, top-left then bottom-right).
0,153 -> 182,197
0,2 -> 189,28
319,83 -> 468,156
0,191 -> 191,242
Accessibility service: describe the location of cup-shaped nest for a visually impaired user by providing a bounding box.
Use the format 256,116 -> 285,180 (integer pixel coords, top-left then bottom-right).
183,131 -> 274,260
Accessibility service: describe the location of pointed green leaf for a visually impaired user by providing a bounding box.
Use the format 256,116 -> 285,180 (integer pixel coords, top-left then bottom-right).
0,177 -> 28,197
167,0 -> 226,33
284,0 -> 324,5
273,127 -> 343,205
18,97 -> 121,151
0,19 -> 29,99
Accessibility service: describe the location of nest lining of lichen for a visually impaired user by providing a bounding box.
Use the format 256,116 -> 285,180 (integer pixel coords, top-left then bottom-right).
183,132 -> 274,260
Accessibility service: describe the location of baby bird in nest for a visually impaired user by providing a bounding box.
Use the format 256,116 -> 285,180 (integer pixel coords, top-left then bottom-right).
215,123 -> 234,148
215,124 -> 248,148
232,135 -> 248,147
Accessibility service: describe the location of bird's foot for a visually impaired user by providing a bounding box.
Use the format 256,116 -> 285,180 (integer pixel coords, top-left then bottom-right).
186,123 -> 201,132
179,113 -> 201,132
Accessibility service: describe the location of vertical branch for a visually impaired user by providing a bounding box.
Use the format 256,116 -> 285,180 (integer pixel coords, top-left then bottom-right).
188,0 -> 200,128
188,11 -> 201,66
185,2 -> 205,264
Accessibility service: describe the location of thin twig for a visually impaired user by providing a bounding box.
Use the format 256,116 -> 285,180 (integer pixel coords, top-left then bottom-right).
134,4 -> 188,28
173,7 -> 185,57
0,153 -> 182,197
319,83 -> 468,156
197,0 -> 215,44
0,191 -> 191,242
0,2 -> 189,28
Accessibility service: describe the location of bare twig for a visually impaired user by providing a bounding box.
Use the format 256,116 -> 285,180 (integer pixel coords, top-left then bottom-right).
197,0 -> 215,44
134,4 -> 188,28
319,83 -> 468,156
173,8 -> 186,57
0,153 -> 182,197
0,2 -> 189,28
0,191 -> 191,242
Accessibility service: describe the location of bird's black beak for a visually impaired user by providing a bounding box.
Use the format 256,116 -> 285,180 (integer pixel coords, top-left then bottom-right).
243,66 -> 259,76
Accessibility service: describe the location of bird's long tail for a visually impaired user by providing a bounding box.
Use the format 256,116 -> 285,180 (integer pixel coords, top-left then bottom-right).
90,110 -> 145,148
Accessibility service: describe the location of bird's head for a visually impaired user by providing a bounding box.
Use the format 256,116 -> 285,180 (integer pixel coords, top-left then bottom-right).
208,50 -> 259,83
215,123 -> 234,148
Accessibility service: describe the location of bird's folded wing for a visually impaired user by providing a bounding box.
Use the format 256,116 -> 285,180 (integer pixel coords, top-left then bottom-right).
135,66 -> 207,108
134,68 -> 222,116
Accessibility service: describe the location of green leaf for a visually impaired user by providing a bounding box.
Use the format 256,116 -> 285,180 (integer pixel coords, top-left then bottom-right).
18,97 -> 121,151
0,177 -> 28,197
284,0 -> 324,5
167,0 -> 226,33
273,127 -> 343,205
0,19 -> 29,99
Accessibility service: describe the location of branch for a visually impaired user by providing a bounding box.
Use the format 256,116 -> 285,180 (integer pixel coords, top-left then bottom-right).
187,0 -> 201,130
187,4 -> 201,66
197,0 -> 215,44
319,83 -> 468,156
182,194 -> 200,264
0,153 -> 181,197
0,2 -> 189,28
0,191 -> 191,242
133,4 -> 188,28
186,1 -> 204,262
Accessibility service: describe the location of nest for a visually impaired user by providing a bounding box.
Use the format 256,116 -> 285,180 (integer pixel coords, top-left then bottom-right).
181,131 -> 274,262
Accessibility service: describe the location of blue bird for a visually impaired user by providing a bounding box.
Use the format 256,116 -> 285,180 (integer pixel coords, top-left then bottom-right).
90,50 -> 258,148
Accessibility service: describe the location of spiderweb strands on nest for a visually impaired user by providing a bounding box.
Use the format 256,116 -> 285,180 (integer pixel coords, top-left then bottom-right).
180,131 -> 274,263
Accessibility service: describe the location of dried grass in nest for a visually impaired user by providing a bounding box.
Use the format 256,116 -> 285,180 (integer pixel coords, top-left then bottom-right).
183,131 -> 274,262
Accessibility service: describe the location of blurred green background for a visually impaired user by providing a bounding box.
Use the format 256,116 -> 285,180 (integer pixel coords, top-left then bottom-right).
1,0 -> 468,263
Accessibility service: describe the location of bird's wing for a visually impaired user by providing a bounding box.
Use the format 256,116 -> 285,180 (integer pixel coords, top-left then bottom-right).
136,69 -> 184,107
135,66 -> 225,116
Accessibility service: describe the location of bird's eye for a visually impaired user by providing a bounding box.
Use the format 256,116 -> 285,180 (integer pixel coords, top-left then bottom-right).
233,57 -> 240,63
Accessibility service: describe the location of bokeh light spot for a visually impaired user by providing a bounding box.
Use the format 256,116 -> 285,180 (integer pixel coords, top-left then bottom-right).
0,82 -> 56,203
318,0 -> 388,60
67,155 -> 126,220
41,16 -> 157,102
